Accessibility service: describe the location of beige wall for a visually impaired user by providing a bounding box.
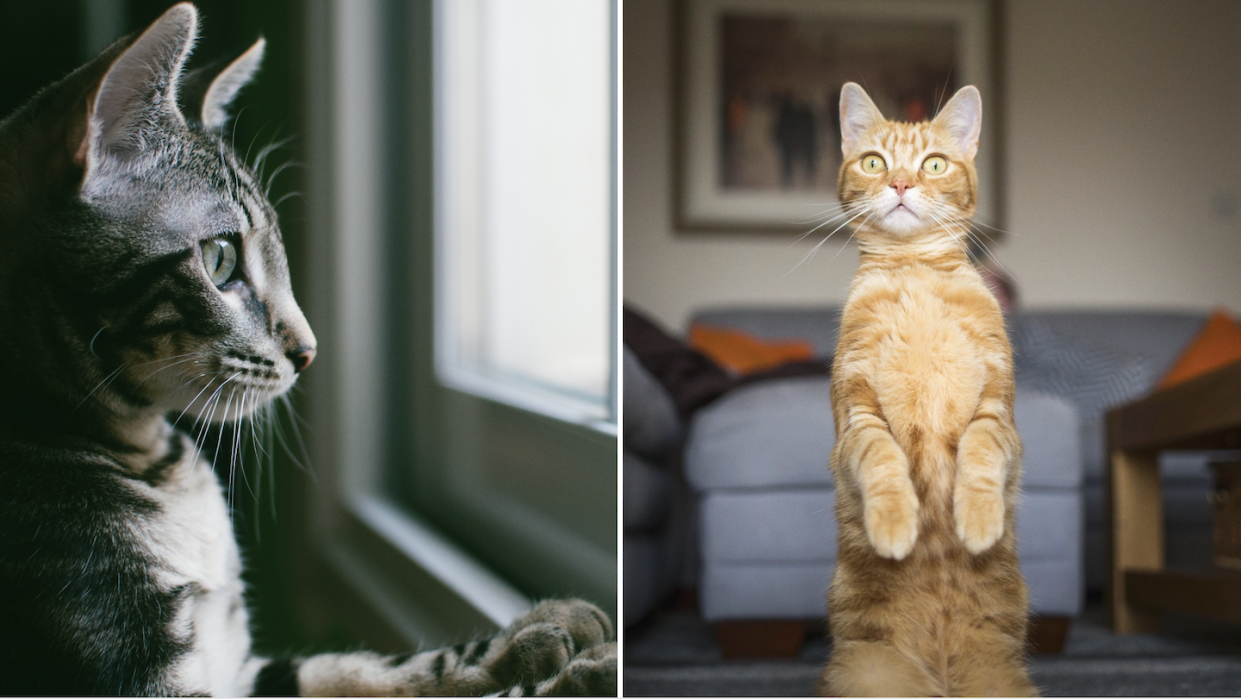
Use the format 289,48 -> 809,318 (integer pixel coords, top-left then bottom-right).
623,0 -> 1241,332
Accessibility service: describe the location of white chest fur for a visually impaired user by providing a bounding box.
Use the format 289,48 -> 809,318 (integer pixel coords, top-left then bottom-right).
123,430 -> 255,696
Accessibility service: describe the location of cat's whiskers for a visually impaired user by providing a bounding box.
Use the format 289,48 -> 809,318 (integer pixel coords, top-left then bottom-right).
72,360 -> 134,414
272,190 -> 304,210
264,161 -> 303,199
789,208 -> 864,248
190,373 -> 240,460
173,372 -> 242,509
171,371 -> 226,428
277,393 -> 315,480
922,208 -> 973,258
927,201 -> 1013,278
787,201 -> 854,227
834,207 -> 882,260
251,134 -> 294,182
132,353 -> 207,391
788,197 -> 875,247
786,203 -> 873,275
226,388 -> 249,518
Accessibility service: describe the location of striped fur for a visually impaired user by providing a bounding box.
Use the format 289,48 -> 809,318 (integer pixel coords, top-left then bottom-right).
818,83 -> 1036,696
0,5 -> 615,696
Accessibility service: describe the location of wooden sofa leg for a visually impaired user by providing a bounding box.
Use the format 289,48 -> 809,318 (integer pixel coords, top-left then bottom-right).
1028,615 -> 1072,654
715,620 -> 806,659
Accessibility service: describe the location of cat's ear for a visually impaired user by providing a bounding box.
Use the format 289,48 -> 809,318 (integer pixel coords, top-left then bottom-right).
839,82 -> 885,155
180,38 -> 265,131
932,85 -> 982,160
77,3 -> 197,167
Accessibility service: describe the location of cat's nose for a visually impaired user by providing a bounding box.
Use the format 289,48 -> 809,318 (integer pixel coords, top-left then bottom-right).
288,347 -> 316,373
891,179 -> 911,196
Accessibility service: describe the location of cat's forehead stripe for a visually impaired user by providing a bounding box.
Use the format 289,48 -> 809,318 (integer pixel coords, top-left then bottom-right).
879,126 -> 931,160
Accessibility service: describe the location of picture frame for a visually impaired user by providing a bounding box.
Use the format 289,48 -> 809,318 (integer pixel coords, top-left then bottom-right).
676,0 -> 1000,233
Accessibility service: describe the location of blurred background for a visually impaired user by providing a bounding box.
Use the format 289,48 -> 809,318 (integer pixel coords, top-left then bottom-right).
623,0 -> 1241,695
626,0 -> 1241,328
1,0 -> 617,659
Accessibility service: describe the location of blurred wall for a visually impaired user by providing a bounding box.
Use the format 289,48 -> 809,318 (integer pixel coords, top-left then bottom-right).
624,0 -> 1241,331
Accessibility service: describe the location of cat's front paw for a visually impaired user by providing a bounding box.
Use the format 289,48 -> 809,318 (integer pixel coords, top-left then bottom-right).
509,599 -> 613,652
532,643 -> 617,696
488,599 -> 614,689
863,483 -> 919,560
489,622 -> 575,688
954,486 -> 1005,554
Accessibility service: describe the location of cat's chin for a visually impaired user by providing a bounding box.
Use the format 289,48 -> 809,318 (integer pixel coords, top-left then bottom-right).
871,210 -> 933,238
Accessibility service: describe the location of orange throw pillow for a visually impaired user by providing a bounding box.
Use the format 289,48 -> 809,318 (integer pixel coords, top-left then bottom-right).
689,323 -> 814,375
1156,308 -> 1241,390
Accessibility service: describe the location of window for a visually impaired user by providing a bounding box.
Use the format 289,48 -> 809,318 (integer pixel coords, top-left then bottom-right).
437,0 -> 615,427
303,0 -> 617,647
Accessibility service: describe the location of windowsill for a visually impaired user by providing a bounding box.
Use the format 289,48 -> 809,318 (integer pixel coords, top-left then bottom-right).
437,365 -> 618,437
320,494 -> 532,648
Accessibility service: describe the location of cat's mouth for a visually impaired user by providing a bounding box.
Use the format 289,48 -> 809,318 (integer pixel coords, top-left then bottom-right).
887,202 -> 919,219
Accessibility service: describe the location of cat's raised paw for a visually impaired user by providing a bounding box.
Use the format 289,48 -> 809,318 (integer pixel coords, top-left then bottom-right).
954,487 -> 1005,554
864,485 -> 920,560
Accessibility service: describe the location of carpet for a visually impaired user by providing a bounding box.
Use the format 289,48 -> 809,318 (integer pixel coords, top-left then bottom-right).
624,604 -> 1241,696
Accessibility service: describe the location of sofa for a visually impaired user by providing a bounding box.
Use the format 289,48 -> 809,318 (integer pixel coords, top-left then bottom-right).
623,348 -> 695,628
623,305 -> 1216,635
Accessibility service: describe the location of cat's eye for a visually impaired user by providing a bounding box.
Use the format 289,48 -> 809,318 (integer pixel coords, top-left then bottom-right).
202,237 -> 239,287
922,156 -> 948,175
861,154 -> 886,174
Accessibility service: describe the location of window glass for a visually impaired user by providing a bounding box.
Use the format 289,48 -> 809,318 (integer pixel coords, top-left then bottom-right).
437,0 -> 612,422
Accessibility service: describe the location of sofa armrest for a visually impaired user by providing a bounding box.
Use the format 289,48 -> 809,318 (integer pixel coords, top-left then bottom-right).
1016,389 -> 1082,490
624,346 -> 683,459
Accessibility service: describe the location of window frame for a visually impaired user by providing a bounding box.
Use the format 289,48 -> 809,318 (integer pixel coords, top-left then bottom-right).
301,0 -> 618,647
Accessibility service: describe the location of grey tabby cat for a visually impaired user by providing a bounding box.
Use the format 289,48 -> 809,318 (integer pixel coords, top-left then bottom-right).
0,4 -> 616,696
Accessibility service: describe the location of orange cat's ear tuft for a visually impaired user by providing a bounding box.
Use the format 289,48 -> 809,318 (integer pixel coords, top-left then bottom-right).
839,82 -> 885,156
933,85 -> 982,160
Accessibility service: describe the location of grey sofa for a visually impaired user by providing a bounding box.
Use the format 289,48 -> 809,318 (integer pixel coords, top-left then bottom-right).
623,304 -> 1215,631
623,348 -> 694,628
686,308 -> 1083,623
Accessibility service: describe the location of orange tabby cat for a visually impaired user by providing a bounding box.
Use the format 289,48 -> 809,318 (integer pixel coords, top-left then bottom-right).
818,83 -> 1036,697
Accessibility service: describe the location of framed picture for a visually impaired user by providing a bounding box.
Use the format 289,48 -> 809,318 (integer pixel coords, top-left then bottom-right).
676,0 -> 999,233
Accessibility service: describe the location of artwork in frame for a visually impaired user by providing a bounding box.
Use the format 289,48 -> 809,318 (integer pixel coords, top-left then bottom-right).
677,0 -> 998,233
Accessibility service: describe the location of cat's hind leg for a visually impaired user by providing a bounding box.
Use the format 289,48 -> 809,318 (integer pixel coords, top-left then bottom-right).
819,640 -> 939,697
948,638 -> 1039,697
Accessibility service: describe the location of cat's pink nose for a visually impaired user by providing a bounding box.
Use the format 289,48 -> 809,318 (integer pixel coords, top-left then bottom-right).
891,179 -> 911,196
288,347 -> 316,373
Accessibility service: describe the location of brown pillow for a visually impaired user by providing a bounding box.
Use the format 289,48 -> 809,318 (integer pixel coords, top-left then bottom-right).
623,307 -> 735,418
688,323 -> 814,375
1156,308 -> 1241,390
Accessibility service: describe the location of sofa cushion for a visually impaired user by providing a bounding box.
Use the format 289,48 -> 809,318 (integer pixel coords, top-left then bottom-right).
685,377 -> 1080,492
700,562 -> 831,621
700,487 -> 1080,566
1015,391 -> 1082,489
701,489 -> 837,564
697,488 -> 1083,620
699,557 -> 1083,621
686,376 -> 834,491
